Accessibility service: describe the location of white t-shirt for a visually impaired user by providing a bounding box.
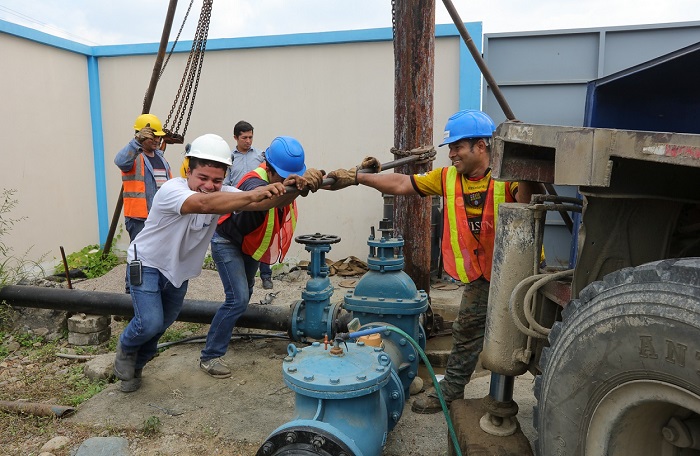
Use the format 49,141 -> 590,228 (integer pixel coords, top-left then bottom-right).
127,177 -> 241,287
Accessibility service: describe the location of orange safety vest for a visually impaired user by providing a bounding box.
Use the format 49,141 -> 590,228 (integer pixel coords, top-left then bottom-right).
441,167 -> 509,283
221,165 -> 298,264
122,155 -> 148,218
122,154 -> 172,218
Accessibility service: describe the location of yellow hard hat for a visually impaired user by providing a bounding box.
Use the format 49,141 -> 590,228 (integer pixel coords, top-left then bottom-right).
133,114 -> 166,136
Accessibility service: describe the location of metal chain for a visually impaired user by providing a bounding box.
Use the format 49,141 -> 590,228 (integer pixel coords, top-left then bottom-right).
164,0 -> 213,139
391,0 -> 396,40
390,145 -> 437,164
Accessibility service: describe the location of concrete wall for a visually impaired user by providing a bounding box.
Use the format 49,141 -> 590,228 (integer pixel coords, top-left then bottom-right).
0,21 -> 477,272
0,31 -> 97,273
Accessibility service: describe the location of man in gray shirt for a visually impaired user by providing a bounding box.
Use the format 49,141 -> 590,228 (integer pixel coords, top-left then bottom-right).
225,121 -> 273,289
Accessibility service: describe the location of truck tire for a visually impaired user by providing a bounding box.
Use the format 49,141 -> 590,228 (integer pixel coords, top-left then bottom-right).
534,258 -> 700,456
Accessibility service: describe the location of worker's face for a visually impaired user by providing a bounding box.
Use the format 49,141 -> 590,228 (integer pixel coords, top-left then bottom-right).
187,164 -> 226,193
448,139 -> 482,175
234,130 -> 253,153
142,136 -> 162,154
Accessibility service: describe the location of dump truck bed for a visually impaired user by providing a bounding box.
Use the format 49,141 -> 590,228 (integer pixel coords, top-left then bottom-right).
491,122 -> 700,193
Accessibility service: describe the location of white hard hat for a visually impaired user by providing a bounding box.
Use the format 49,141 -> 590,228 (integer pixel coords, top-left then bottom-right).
185,134 -> 232,166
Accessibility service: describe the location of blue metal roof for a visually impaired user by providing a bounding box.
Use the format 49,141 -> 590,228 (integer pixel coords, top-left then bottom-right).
584,41 -> 700,133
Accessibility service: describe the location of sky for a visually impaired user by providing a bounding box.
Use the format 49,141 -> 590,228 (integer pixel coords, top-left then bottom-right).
0,0 -> 698,46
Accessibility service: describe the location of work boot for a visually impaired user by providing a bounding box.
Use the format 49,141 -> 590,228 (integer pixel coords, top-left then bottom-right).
114,341 -> 137,381
119,368 -> 142,393
262,277 -> 273,290
200,357 -> 232,379
411,393 -> 452,414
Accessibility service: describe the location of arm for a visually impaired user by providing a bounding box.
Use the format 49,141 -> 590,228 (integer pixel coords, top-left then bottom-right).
114,138 -> 142,172
232,171 -> 319,211
357,172 -> 418,196
515,181 -> 546,204
180,183 -> 285,215
239,192 -> 298,211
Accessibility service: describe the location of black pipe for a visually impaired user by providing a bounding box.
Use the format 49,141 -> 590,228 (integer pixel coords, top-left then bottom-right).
0,285 -> 292,333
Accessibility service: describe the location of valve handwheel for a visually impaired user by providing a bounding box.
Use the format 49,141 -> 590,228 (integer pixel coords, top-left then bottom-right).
295,233 -> 341,245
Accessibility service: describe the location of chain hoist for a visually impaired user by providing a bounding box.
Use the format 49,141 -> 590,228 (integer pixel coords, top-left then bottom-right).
163,0 -> 213,143
391,0 -> 396,40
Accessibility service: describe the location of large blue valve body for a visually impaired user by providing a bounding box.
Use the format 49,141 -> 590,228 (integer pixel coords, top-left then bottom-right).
261,341 -> 402,456
258,224 -> 428,456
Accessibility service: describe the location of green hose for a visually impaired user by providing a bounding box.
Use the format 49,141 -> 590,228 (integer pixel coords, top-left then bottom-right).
350,325 -> 463,456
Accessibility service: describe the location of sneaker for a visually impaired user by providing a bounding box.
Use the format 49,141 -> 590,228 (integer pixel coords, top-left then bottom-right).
262,277 -> 273,290
200,358 -> 232,379
119,368 -> 142,393
411,394 -> 451,414
114,341 -> 137,381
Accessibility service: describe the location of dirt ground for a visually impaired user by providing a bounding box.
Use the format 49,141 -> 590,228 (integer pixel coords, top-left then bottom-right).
21,262 -> 536,455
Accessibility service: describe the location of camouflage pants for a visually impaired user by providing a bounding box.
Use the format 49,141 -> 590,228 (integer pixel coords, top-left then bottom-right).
431,277 -> 490,401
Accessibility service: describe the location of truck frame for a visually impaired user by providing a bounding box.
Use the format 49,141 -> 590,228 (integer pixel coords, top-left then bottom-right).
480,64 -> 700,454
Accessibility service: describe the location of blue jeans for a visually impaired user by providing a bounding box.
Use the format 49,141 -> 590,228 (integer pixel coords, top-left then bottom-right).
124,217 -> 146,291
201,237 -> 259,361
259,261 -> 272,279
120,266 -> 189,369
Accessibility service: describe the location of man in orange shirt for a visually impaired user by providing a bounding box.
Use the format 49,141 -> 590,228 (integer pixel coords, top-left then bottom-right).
327,109 -> 541,414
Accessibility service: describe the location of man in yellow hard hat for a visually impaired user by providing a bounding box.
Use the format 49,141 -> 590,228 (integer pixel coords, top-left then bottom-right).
115,114 -> 173,293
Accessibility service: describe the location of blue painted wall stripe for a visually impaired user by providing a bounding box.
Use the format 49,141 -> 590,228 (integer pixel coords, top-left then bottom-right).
86,56 -> 109,243
0,19 -> 92,54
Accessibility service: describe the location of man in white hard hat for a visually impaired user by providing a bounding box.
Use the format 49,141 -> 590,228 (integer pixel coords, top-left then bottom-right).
113,133 -> 316,393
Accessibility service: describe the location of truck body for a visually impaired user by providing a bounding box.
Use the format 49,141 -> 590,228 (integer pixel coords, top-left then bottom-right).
482,41 -> 700,454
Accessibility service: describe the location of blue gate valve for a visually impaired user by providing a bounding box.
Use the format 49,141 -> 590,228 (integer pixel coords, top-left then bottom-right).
289,233 -> 342,341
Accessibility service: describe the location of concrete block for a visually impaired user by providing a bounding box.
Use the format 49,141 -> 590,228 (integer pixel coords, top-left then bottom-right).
67,314 -> 110,334
83,353 -> 116,381
68,329 -> 111,346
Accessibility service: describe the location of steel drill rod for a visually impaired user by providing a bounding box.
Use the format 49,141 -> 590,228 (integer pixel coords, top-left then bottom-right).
282,154 -> 422,193
103,0 -> 179,257
0,285 -> 292,332
441,0 -> 515,121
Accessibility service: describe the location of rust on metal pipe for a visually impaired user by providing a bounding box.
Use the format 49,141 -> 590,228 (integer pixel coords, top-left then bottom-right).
393,0 -> 435,295
0,400 -> 75,418
441,0 -> 516,121
103,0 -> 179,257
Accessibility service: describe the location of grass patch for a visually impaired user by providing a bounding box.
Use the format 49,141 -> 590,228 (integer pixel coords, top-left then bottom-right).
54,244 -> 123,279
159,322 -> 206,344
142,415 -> 162,436
60,365 -> 108,406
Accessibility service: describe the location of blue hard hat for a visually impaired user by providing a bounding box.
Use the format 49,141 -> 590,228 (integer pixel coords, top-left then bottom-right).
265,136 -> 307,178
439,109 -> 496,146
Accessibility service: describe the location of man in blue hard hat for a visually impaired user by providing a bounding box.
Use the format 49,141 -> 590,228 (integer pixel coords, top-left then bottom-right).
327,109 -> 542,414
199,136 -> 325,379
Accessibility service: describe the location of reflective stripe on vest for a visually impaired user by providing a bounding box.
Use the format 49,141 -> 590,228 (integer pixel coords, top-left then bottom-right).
250,168 -> 276,261
122,155 -> 148,218
240,167 -> 297,263
441,167 -> 505,283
